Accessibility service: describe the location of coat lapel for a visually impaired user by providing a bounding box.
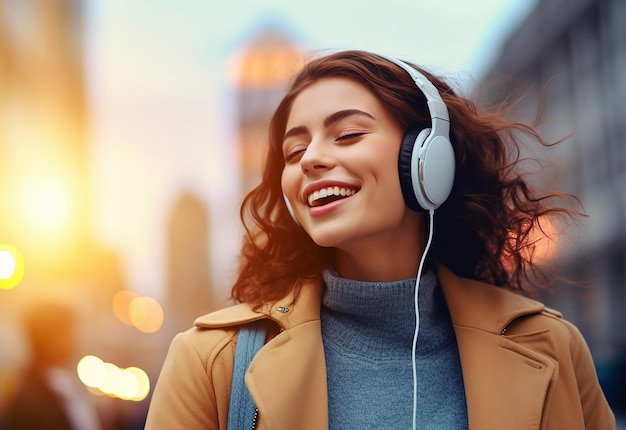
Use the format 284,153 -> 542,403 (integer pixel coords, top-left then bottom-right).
245,280 -> 329,430
194,279 -> 329,430
247,321 -> 328,430
438,266 -> 556,429
453,326 -> 555,428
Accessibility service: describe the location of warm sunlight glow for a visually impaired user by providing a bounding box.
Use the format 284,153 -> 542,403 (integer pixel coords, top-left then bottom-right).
0,244 -> 25,290
20,178 -> 72,232
77,355 -> 150,401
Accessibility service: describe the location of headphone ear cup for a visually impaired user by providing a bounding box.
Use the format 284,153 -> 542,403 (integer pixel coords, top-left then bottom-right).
418,133 -> 455,210
398,128 -> 429,211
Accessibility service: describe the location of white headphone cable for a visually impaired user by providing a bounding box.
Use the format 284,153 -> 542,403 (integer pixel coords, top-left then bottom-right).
412,208 -> 435,430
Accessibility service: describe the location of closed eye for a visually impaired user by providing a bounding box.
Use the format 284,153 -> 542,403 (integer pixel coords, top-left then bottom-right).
336,132 -> 366,142
284,148 -> 305,164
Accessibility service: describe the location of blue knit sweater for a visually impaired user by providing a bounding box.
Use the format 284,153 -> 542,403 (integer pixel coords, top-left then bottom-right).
321,269 -> 468,429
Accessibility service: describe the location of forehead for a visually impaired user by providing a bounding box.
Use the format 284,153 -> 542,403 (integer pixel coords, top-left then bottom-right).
286,77 -> 384,128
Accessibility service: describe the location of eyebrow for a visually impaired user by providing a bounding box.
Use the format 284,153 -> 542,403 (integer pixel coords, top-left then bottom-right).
282,109 -> 375,142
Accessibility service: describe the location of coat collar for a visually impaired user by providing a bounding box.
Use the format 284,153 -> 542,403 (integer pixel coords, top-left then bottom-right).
194,277 -> 324,331
196,266 -> 558,429
436,265 -> 548,335
195,265 -> 548,335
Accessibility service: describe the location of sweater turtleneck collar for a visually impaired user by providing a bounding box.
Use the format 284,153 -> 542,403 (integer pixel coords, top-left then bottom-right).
321,268 -> 454,358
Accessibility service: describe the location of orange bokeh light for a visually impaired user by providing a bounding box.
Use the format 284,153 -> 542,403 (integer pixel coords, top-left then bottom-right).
129,296 -> 164,334
112,291 -> 164,333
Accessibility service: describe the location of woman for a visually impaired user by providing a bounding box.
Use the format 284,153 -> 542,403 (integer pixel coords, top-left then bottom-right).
145,50 -> 615,429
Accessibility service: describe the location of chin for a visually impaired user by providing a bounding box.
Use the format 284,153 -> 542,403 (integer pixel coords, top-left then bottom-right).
305,222 -> 364,250
306,227 -> 347,249
309,234 -> 341,249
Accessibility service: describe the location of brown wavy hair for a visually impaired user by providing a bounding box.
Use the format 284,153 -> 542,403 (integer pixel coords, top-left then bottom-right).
231,50 -> 580,307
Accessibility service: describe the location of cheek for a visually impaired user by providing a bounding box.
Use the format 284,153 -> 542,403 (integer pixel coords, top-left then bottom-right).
369,158 -> 408,213
280,167 -> 298,198
383,142 -> 404,192
369,150 -> 403,194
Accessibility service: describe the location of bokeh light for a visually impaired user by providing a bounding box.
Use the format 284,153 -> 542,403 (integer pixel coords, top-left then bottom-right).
129,296 -> 164,333
77,355 -> 106,388
0,244 -> 25,290
112,291 -> 164,333
77,355 -> 150,401
124,367 -> 151,401
112,290 -> 138,326
0,251 -> 16,279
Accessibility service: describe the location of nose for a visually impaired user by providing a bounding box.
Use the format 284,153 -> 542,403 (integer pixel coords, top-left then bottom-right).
300,139 -> 335,175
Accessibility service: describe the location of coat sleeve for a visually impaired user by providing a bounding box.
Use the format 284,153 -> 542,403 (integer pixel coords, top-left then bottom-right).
567,322 -> 616,429
144,329 -> 234,430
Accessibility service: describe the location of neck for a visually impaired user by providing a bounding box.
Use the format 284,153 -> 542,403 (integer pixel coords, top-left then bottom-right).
321,269 -> 440,355
334,231 -> 425,282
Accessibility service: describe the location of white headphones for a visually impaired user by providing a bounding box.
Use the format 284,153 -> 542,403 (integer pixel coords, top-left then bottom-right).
379,54 -> 455,212
283,54 -> 456,222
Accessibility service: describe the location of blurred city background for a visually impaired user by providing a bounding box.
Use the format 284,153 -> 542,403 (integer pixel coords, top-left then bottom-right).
0,0 -> 624,427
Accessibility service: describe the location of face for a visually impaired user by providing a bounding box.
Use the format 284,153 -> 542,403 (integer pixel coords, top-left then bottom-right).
280,77 -> 421,254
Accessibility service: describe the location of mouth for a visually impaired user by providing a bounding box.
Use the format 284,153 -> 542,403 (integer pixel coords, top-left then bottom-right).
307,186 -> 359,207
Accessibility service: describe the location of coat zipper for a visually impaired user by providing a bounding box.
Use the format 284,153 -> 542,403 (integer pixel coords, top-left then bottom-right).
251,407 -> 259,429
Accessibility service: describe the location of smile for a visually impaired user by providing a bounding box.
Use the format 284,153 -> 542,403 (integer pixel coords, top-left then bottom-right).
307,186 -> 358,207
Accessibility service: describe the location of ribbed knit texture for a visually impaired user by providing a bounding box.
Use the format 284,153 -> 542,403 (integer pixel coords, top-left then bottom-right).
321,268 -> 468,429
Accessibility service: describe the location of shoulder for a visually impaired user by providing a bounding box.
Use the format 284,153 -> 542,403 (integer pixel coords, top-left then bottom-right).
439,264 -> 595,353
169,303 -> 268,364
146,304 -> 268,429
505,302 -> 589,355
438,265 -> 553,335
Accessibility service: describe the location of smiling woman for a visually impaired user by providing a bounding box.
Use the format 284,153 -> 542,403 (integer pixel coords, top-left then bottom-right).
281,78 -> 413,257
145,50 -> 615,430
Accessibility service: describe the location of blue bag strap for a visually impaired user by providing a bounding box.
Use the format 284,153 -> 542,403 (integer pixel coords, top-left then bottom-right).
227,321 -> 267,430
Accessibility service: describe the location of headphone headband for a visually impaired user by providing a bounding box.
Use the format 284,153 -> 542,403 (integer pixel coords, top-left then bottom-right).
377,54 -> 450,131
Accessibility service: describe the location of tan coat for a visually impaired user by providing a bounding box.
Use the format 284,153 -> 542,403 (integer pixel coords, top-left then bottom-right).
145,266 -> 615,429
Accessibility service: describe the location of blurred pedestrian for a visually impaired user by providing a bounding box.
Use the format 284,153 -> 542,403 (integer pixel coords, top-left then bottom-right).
2,300 -> 102,430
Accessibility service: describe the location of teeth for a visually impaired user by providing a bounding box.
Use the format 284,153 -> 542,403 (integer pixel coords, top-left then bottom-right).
307,186 -> 356,206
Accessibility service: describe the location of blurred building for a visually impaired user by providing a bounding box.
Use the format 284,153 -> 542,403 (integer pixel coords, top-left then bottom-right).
479,0 -> 625,415
156,26 -> 305,338
166,192 -> 213,331
230,27 -> 304,195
